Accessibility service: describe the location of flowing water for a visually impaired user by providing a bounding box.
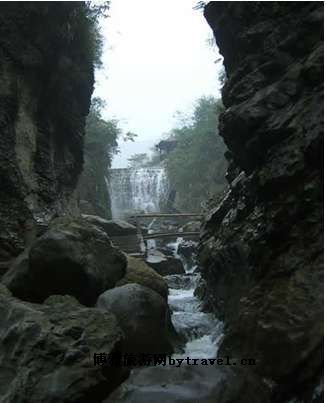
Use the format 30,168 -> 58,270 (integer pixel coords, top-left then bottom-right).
109,167 -> 168,219
109,167 -> 223,358
165,240 -> 223,359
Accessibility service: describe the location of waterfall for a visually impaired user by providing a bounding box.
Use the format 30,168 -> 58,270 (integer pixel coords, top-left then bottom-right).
108,167 -> 168,219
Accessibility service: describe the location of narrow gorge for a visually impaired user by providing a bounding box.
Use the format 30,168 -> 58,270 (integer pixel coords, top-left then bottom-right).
0,2 -> 323,403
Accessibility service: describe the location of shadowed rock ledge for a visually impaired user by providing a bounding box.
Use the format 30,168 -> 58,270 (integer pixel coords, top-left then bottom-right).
199,2 -> 323,402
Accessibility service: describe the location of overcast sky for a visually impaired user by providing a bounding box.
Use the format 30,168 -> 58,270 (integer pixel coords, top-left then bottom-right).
94,0 -> 223,168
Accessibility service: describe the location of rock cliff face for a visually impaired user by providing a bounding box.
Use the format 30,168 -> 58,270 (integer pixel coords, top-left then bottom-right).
0,3 -> 94,262
200,2 -> 323,401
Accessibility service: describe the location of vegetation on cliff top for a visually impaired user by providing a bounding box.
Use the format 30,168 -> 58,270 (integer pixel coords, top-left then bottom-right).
165,96 -> 227,211
78,97 -> 120,218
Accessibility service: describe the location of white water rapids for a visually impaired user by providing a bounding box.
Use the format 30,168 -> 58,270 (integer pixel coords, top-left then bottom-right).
165,239 -> 223,358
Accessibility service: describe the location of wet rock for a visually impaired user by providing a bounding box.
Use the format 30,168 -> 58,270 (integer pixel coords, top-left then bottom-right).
145,251 -> 185,276
177,240 -> 197,259
194,278 -> 206,300
116,255 -> 168,300
0,285 -> 125,403
201,2 -> 323,400
104,364 -> 271,403
82,216 -> 141,254
177,240 -> 198,270
3,217 -> 127,306
97,284 -> 174,355
157,245 -> 175,257
165,274 -> 199,290
82,215 -> 138,236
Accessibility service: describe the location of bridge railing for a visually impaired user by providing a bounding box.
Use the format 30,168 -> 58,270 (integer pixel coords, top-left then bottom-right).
129,213 -> 204,219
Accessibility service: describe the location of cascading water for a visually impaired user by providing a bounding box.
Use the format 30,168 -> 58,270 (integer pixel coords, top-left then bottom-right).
165,239 -> 224,359
108,167 -> 168,219
109,165 -> 223,358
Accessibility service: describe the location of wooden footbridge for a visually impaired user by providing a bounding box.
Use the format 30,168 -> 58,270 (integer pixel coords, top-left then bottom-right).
111,213 -> 203,255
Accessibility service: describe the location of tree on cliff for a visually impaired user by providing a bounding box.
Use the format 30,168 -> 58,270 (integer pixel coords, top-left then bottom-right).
164,96 -> 227,212
127,153 -> 150,168
78,97 -> 120,218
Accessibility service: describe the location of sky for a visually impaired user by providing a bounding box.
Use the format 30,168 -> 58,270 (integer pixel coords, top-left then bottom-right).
94,0 -> 223,168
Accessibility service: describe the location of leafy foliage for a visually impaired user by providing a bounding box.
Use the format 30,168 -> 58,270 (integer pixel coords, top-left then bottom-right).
164,96 -> 227,212
123,131 -> 138,142
128,153 -> 150,168
78,97 -> 120,218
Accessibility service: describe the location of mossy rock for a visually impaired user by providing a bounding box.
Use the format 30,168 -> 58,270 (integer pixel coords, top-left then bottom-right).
116,256 -> 168,300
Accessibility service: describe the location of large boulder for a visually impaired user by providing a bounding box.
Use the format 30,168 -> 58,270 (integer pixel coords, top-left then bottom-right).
0,285 -> 126,403
3,217 -> 127,306
82,215 -> 141,254
82,215 -> 137,236
104,364 -> 271,403
116,256 -> 168,300
145,251 -> 185,276
97,284 -> 173,355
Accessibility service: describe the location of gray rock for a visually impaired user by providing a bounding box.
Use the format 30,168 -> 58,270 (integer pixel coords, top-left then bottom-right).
0,285 -> 125,403
177,240 -> 197,259
3,217 -> 127,306
146,251 -> 185,276
165,274 -> 200,290
82,215 -> 137,236
104,364 -> 271,403
116,255 -> 168,300
97,284 -> 174,355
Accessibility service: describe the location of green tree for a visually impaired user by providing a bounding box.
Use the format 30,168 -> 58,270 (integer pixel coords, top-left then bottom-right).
164,96 -> 227,212
78,97 -> 120,218
127,153 -> 150,168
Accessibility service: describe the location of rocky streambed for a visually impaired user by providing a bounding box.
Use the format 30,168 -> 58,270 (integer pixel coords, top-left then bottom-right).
106,249 -> 274,403
166,240 -> 223,359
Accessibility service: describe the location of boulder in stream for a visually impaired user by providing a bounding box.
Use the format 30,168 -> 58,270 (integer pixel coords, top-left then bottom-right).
177,240 -> 197,259
3,217 -> 127,306
97,283 -> 174,355
116,255 -> 168,300
145,251 -> 185,276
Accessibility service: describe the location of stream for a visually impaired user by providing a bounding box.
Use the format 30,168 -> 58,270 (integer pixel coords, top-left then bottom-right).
151,239 -> 223,359
109,166 -> 224,359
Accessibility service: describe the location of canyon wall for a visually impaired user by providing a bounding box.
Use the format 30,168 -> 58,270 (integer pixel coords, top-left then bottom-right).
200,2 -> 323,401
0,3 -> 94,262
